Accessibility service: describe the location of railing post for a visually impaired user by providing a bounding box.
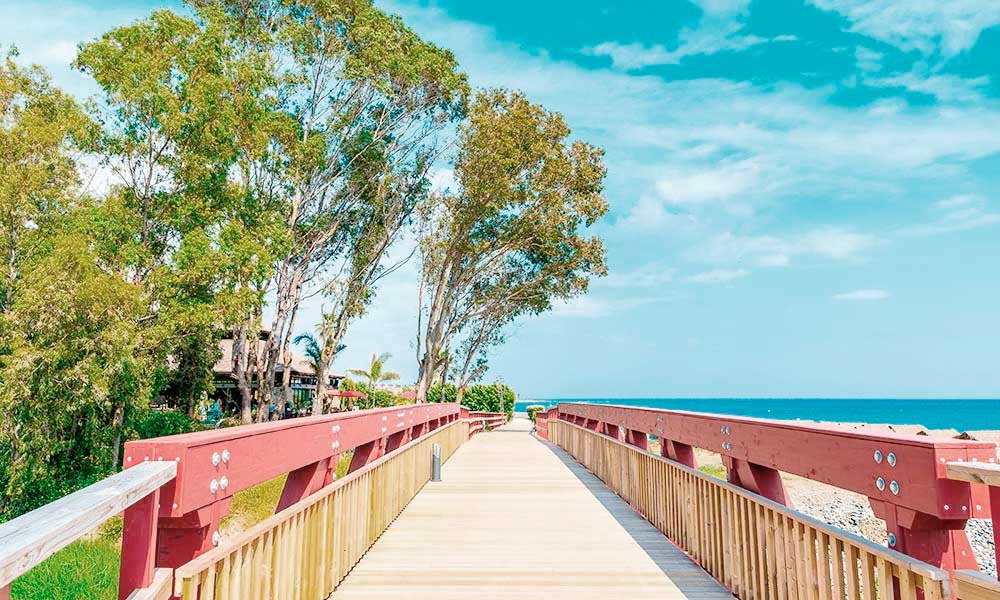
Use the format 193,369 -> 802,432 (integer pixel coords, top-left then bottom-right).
992,486 -> 1000,578
869,500 -> 980,572
625,429 -> 648,450
118,487 -> 161,599
661,439 -> 696,468
276,456 -> 337,512
1,584 -> 9,600
722,456 -> 791,505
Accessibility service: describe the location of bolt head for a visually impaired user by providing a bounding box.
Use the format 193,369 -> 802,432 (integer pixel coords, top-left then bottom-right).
212,531 -> 221,546
874,450 -> 883,464
889,480 -> 899,495
944,504 -> 950,511
212,452 -> 221,467
887,452 -> 896,467
220,476 -> 229,490
222,449 -> 230,463
876,477 -> 886,491
210,479 -> 219,494
888,533 -> 897,547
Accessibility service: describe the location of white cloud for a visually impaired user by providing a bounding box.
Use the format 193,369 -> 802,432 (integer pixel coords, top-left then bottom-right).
692,228 -> 878,267
549,296 -> 664,319
43,41 -> 78,64
685,268 -> 749,284
654,159 -> 761,206
901,194 -> 1000,235
833,289 -> 890,301
809,0 -> 1000,57
600,264 -> 675,288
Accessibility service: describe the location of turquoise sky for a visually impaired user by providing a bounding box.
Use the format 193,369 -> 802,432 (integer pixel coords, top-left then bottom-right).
5,0 -> 1000,398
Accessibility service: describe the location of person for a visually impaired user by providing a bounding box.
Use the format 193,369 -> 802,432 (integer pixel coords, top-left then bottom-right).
284,401 -> 293,420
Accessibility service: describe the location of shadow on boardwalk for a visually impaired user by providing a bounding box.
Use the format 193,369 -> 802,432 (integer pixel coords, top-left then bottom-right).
537,434 -> 734,599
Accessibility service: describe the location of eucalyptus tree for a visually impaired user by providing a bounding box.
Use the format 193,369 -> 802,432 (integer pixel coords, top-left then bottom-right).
415,90 -> 609,402
77,0 -> 468,423
0,50 -> 87,315
186,0 -> 469,421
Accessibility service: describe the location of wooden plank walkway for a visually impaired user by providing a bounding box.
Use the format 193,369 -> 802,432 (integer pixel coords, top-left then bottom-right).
332,419 -> 733,599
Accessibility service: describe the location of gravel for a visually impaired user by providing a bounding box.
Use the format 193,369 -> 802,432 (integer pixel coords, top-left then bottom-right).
786,478 -> 996,577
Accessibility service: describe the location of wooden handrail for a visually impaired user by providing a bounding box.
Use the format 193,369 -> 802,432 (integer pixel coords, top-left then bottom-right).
173,420 -> 468,599
955,570 -> 1000,599
947,462 -> 1000,591
552,402 -> 997,573
551,420 -> 953,599
0,461 -> 176,590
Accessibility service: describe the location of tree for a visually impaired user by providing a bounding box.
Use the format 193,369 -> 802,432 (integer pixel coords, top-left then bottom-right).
414,90 -> 609,402
0,235 -> 150,517
348,352 -> 400,408
178,0 -> 470,421
0,49 -> 87,314
294,326 -> 345,416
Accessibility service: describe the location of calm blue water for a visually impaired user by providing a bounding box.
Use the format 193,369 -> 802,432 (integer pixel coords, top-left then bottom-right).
513,398 -> 1000,431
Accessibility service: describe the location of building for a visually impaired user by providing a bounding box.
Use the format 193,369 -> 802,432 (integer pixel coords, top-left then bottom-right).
211,334 -> 344,413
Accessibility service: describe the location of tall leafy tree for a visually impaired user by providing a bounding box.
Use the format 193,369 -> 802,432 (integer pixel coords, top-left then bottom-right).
184,0 -> 469,421
0,49 -> 87,314
415,90 -> 609,402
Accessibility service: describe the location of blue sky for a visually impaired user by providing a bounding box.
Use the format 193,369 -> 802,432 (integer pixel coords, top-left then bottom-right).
5,0 -> 1000,398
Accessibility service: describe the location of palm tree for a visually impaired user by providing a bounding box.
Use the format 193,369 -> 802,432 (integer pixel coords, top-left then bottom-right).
294,332 -> 345,415
348,353 -> 400,408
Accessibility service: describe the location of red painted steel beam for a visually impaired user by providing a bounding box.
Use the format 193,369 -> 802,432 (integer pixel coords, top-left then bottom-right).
124,403 -> 460,518
120,403 -> 461,591
556,402 -> 998,572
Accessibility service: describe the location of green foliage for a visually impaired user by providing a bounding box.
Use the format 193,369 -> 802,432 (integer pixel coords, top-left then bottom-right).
338,377 -> 405,409
526,405 -> 546,423
428,383 -> 515,419
0,235 -> 152,519
131,409 -> 206,440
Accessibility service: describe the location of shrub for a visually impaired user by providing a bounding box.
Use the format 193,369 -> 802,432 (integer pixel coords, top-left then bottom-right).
525,405 -> 546,423
131,409 -> 206,440
428,383 -> 515,419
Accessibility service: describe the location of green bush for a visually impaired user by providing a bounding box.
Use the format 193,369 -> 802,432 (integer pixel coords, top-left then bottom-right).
131,409 -> 206,440
525,405 -> 546,423
428,383 -> 515,419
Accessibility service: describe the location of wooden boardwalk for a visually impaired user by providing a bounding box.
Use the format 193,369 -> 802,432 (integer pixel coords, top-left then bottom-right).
332,419 -> 733,599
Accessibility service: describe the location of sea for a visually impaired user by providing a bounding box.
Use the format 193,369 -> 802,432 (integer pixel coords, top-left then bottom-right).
513,398 -> 1000,432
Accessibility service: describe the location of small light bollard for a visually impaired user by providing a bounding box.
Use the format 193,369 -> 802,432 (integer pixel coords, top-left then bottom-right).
431,443 -> 442,482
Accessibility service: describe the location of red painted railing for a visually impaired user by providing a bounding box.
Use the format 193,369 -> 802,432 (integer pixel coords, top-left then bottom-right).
463,409 -> 509,437
537,402 -> 999,578
118,403 -> 463,599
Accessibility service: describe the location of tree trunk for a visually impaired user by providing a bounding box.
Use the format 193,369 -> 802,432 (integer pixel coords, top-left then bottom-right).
110,401 -> 125,471
455,385 -> 466,406
313,363 -> 327,416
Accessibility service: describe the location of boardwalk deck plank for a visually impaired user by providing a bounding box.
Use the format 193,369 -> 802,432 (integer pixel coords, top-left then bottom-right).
332,419 -> 733,599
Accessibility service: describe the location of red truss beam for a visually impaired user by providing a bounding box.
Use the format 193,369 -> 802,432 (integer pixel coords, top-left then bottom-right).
555,402 -> 998,573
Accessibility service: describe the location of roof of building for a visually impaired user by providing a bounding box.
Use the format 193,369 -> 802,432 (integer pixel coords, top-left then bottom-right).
213,337 -> 344,379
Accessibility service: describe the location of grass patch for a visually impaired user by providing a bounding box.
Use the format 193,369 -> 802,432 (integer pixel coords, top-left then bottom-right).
699,464 -> 728,479
11,538 -> 120,600
13,450 -> 358,599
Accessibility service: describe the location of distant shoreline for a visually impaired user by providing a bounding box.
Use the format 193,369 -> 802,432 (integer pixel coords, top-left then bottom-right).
513,397 -> 1000,432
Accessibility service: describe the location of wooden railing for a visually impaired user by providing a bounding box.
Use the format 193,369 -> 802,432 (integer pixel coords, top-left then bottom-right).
550,420 -> 954,600
173,419 -> 467,599
946,462 -> 1000,599
0,461 -> 177,600
465,411 -> 508,437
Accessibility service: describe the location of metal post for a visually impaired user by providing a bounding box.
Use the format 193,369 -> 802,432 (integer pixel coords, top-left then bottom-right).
431,443 -> 441,482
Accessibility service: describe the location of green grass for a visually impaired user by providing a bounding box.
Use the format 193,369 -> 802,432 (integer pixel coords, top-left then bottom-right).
13,451 -> 356,599
11,538 -> 120,600
699,464 -> 728,479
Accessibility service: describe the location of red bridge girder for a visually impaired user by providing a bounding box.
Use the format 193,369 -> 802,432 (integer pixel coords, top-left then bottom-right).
547,402 -> 998,574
